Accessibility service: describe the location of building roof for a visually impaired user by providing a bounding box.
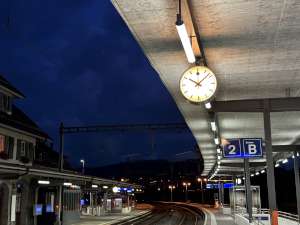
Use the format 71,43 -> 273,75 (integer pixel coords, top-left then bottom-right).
0,75 -> 25,98
0,105 -> 50,140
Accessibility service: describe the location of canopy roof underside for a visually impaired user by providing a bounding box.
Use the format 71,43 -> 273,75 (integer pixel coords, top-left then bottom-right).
112,0 -> 300,176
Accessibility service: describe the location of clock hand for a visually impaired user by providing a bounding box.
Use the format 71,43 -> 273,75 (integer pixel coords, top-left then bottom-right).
198,74 -> 210,85
188,78 -> 199,85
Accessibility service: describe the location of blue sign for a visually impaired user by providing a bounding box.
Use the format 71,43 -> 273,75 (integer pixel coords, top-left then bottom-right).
46,204 -> 54,213
33,204 -> 43,216
243,139 -> 263,157
223,138 -> 263,158
223,139 -> 242,158
206,183 -> 234,189
223,183 -> 234,189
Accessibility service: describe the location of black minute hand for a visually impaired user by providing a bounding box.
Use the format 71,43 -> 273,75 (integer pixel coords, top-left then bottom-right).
188,78 -> 198,85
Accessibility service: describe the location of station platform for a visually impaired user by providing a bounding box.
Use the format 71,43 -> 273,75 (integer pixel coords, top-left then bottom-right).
169,202 -> 237,225
70,210 -> 149,225
188,203 -> 237,225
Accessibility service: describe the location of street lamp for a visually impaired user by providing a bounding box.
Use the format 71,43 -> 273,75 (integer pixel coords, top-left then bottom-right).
182,182 -> 191,202
168,185 -> 176,202
80,159 -> 85,174
197,177 -> 207,204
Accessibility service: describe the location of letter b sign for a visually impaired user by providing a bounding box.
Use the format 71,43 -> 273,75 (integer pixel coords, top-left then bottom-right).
243,139 -> 262,157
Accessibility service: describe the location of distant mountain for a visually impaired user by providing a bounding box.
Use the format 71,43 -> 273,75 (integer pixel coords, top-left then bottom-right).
85,158 -> 204,182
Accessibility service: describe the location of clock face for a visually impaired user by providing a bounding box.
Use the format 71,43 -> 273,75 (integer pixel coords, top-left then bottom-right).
180,66 -> 217,103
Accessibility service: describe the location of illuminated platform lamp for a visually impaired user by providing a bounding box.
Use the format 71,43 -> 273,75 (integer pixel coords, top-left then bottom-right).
205,102 -> 212,109
175,0 -> 195,63
236,178 -> 242,185
214,138 -> 220,145
112,186 -> 120,193
38,180 -> 50,185
210,121 -> 217,132
63,182 -> 72,187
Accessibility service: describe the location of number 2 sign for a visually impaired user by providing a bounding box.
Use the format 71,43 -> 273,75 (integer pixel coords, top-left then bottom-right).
223,139 -> 242,157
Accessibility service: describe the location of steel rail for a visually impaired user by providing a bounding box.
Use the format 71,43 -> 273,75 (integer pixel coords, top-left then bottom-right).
113,203 -> 203,225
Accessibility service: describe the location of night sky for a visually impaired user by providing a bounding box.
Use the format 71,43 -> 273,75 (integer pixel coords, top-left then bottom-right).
0,0 -> 198,167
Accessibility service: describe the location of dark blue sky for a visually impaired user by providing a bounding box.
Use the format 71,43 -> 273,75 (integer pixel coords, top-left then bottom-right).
0,0 -> 197,166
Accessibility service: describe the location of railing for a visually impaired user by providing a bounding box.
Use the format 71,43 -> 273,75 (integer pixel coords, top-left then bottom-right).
234,207 -> 299,225
278,211 -> 299,223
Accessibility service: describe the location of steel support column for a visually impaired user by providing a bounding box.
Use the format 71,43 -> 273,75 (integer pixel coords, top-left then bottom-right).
218,180 -> 222,205
263,100 -> 278,225
58,185 -> 64,225
201,180 -> 204,204
294,151 -> 300,223
244,158 -> 253,223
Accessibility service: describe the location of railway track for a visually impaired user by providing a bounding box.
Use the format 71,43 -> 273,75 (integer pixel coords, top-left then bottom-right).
113,203 -> 204,225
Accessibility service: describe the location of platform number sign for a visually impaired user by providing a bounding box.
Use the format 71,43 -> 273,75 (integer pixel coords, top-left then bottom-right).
223,139 -> 242,157
223,138 -> 263,158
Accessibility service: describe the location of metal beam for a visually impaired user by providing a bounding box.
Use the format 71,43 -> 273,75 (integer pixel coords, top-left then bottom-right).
62,123 -> 188,134
273,145 -> 300,152
221,162 -> 266,168
211,97 -> 300,112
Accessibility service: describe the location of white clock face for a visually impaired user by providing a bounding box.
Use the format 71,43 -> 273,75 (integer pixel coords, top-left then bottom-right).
180,66 -> 217,103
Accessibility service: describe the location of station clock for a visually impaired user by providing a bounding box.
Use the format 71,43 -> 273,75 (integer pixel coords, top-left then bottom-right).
179,66 -> 217,103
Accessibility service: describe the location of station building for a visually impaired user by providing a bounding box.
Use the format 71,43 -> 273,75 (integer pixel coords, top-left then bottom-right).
0,75 -> 138,225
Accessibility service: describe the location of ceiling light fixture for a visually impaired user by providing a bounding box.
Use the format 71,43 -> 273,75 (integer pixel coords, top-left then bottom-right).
236,178 -> 242,185
214,138 -> 219,145
210,122 -> 217,131
175,0 -> 195,63
275,163 -> 280,168
38,180 -> 50,185
282,159 -> 288,164
205,102 -> 212,109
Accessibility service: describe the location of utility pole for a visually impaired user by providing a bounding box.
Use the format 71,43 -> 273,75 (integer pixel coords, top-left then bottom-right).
58,122 -> 64,225
59,122 -> 64,172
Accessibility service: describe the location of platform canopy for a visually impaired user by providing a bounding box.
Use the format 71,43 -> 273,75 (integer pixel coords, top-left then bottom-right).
112,0 -> 300,177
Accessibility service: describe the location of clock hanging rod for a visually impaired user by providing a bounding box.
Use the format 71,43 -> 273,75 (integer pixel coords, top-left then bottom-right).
175,0 -> 208,66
